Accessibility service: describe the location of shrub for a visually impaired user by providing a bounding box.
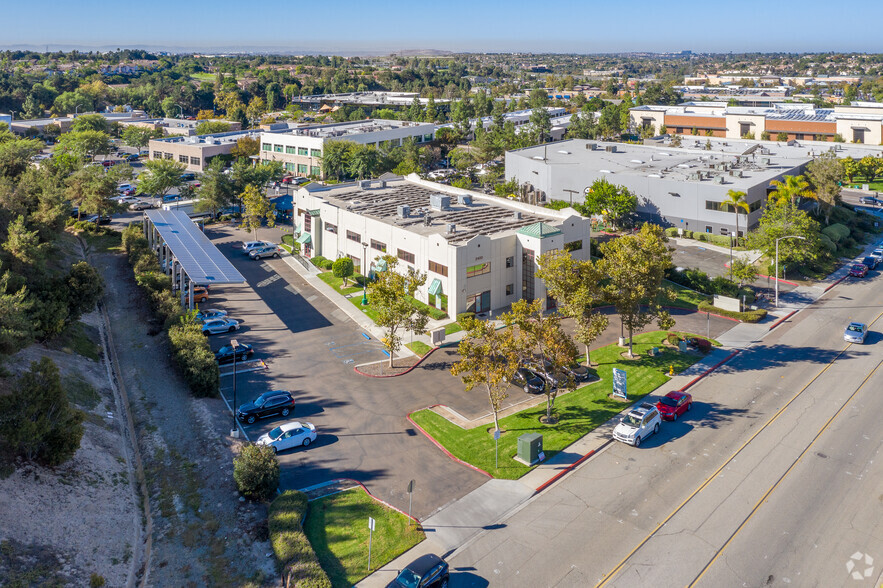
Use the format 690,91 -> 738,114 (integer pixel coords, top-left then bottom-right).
269,491 -> 332,588
698,300 -> 767,322
457,311 -> 475,323
666,332 -> 682,346
0,357 -> 84,466
65,262 -> 105,323
310,255 -> 327,268
167,322 -> 219,398
687,337 -> 712,353
234,444 -> 280,501
664,227 -> 679,237
710,275 -> 739,297
90,573 -> 106,588
818,233 -> 837,254
821,223 -> 850,243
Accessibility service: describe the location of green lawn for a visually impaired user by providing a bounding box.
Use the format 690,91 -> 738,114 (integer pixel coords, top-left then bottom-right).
317,271 -> 366,296
190,73 -> 216,82
660,280 -> 712,310
410,331 -> 706,479
848,176 -> 883,191
443,322 -> 463,335
406,341 -> 433,356
304,489 -> 425,588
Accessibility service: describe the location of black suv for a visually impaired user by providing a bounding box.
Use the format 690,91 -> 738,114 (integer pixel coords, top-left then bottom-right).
236,391 -> 295,425
387,553 -> 449,588
214,343 -> 254,364
511,367 -> 546,394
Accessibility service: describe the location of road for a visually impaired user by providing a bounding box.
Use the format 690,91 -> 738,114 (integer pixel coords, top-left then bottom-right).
447,268 -> 883,586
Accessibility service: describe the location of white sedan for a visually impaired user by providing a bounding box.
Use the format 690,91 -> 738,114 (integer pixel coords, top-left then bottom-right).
201,318 -> 239,335
844,322 -> 868,344
256,422 -> 317,453
195,308 -> 227,323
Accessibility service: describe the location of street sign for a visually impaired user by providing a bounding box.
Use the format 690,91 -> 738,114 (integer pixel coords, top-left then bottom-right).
407,480 -> 415,494
584,186 -> 591,195
367,516 -> 376,572
493,429 -> 502,441
368,517 -> 375,531
612,368 -> 627,399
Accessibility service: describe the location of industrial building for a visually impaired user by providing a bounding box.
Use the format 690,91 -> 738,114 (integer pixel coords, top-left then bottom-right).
290,175 -> 590,315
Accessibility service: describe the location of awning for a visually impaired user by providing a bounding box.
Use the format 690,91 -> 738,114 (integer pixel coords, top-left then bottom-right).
428,278 -> 443,296
307,209 -> 321,216
296,233 -> 312,245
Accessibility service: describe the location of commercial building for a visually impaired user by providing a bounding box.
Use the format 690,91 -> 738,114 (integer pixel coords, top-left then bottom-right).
9,110 -> 149,136
292,91 -> 451,110
148,129 -> 282,172
290,175 -> 591,315
437,107 -> 571,140
119,117 -> 241,136
630,101 -> 883,144
258,119 -> 435,178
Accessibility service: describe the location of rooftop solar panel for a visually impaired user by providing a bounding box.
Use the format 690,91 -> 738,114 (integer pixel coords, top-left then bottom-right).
144,209 -> 246,285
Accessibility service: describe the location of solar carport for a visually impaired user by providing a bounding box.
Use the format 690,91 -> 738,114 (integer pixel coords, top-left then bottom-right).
142,209 -> 245,309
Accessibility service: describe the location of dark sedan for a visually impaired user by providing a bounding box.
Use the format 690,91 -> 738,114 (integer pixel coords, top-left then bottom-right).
511,367 -> 546,394
85,214 -> 112,225
214,343 -> 254,364
236,390 -> 295,425
862,256 -> 878,270
387,554 -> 449,588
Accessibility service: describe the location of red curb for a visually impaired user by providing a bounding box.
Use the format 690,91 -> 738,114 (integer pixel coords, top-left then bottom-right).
768,310 -> 797,331
679,349 -> 741,393
757,273 -> 799,286
824,274 -> 848,293
535,449 -> 598,493
406,407 -> 493,479
354,346 -> 440,378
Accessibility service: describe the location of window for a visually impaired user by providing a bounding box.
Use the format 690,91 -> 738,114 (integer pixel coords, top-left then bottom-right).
310,166 -> 320,176
310,149 -> 322,157
720,227 -> 730,235
262,143 -> 272,151
190,156 -> 200,165
370,239 -> 386,252
506,283 -> 513,296
705,200 -> 723,211
748,200 -> 762,213
506,256 -> 514,268
304,214 -> 311,232
325,223 -> 337,234
705,226 -> 712,233
285,163 -> 296,172
428,260 -> 448,276
424,134 -> 433,142
179,154 -> 188,163
740,123 -> 751,137
522,248 -> 535,301
153,151 -> 162,159
297,164 -> 308,174
564,240 -> 582,252
348,253 -> 361,271
274,144 -> 283,153
466,262 -> 491,278
397,249 -> 415,264
346,230 -> 361,243
285,146 -> 296,154
466,291 -> 491,313
298,147 -> 308,156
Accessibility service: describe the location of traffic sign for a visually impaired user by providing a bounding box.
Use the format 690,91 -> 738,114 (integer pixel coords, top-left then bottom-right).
368,516 -> 375,531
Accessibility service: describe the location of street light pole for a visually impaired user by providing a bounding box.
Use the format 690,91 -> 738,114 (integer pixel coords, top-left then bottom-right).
775,235 -> 806,308
729,231 -> 736,278
230,338 -> 240,437
361,242 -> 369,305
176,104 -> 184,119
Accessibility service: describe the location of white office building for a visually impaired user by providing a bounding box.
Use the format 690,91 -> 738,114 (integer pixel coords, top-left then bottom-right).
291,175 -> 591,316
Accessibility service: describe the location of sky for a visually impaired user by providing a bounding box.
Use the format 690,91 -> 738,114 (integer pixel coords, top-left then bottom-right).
5,0 -> 883,54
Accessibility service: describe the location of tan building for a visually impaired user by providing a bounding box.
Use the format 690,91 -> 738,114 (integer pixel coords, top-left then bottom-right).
148,129 -> 269,172
120,117 -> 241,137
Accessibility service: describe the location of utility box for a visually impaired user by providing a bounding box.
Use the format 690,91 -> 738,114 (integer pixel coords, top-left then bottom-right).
516,433 -> 543,465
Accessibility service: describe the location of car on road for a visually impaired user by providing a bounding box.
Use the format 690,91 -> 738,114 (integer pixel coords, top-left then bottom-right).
214,343 -> 254,364
242,241 -> 274,255
862,256 -> 878,270
849,263 -> 868,278
655,391 -> 693,421
124,154 -> 140,162
249,244 -> 284,259
612,402 -> 661,447
85,214 -> 112,225
256,421 -> 317,453
844,322 -> 868,344
236,390 -> 295,424
510,367 -> 546,394
129,200 -> 155,211
859,196 -> 881,206
196,308 -> 227,322
201,317 -> 238,335
387,553 -> 449,588
871,248 -> 883,262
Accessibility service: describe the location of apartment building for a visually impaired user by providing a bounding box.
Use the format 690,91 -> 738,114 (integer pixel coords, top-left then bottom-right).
258,119 -> 435,178
291,176 -> 591,315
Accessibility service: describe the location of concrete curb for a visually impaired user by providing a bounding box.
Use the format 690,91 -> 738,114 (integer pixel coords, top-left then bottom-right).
823,274 -> 848,292
354,347 -> 440,378
769,310 -> 798,331
679,350 -> 741,392
534,442 -> 610,493
757,272 -> 799,286
406,407 -> 493,479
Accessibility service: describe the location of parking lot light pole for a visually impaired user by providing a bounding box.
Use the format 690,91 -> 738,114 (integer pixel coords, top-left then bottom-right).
230,338 -> 240,438
361,242 -> 369,306
729,231 -> 736,278
775,235 -> 805,308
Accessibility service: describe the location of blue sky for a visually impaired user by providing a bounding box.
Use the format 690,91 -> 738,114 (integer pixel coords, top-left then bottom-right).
6,0 -> 883,53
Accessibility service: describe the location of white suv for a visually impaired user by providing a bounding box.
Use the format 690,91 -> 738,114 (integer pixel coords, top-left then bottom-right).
613,402 -> 662,447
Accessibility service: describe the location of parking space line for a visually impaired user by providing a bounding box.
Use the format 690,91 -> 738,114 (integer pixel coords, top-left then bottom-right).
219,360 -> 267,377
256,274 -> 282,288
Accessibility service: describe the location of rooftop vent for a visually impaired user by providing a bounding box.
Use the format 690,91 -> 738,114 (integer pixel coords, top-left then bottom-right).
714,175 -> 725,184
429,193 -> 451,211
760,157 -> 770,165
513,211 -> 522,220
359,180 -> 371,190
446,224 -> 456,234
585,142 -> 597,150
397,205 -> 410,219
605,145 -> 617,153
423,213 -> 432,227
459,194 -> 472,206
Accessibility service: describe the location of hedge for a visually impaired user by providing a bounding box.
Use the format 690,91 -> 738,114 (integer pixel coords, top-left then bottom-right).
269,491 -> 332,588
698,300 -> 767,323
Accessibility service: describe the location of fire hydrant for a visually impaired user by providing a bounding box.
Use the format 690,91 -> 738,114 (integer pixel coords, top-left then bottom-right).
669,365 -> 674,376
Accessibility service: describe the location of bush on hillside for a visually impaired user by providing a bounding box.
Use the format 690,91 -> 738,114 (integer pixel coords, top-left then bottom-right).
269,491 -> 332,588
821,223 -> 850,244
168,322 -> 219,398
234,444 -> 280,501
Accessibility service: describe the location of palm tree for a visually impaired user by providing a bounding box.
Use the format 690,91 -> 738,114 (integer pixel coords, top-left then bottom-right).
722,189 -> 750,245
770,174 -> 814,206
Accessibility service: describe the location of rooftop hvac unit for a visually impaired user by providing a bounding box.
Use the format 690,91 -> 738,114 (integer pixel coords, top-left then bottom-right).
423,213 -> 432,226
446,224 -> 456,234
397,205 -> 410,218
513,211 -> 522,220
585,142 -> 597,150
429,193 -> 451,211
359,180 -> 371,190
380,180 -> 387,188
605,145 -> 617,153
714,175 -> 725,184
459,194 -> 472,206
760,157 -> 770,165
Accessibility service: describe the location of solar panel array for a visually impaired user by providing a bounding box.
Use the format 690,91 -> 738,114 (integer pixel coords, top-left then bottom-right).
145,209 -> 246,284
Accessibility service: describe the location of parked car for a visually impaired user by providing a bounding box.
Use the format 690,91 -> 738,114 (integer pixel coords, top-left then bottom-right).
236,390 -> 295,424
129,200 -> 155,211
118,183 -> 135,192
120,188 -> 136,196
214,343 -> 254,364
562,362 -> 592,382
859,196 -> 880,205
249,245 -> 284,259
510,367 -> 546,394
180,173 -> 196,182
242,241 -> 274,255
387,554 -> 449,588
162,194 -> 184,203
256,421 -> 317,453
844,322 -> 868,344
871,248 -> 883,261
124,153 -> 140,162
195,308 -> 227,322
862,256 -> 878,270
291,177 -> 309,185
113,194 -> 139,203
612,402 -> 661,447
655,391 -> 693,421
181,286 -> 209,303
85,214 -> 112,225
201,317 -> 238,335
849,263 -> 868,278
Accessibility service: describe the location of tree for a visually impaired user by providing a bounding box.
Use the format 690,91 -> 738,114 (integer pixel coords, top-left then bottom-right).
240,185 -> 275,240
566,111 -> 597,140
857,155 -> 883,183
0,357 -> 84,466
347,144 -> 380,179
841,157 -> 859,183
195,158 -> 234,218
137,158 -> 185,198
536,249 -> 608,366
54,130 -> 111,160
367,255 -> 430,367
196,109 -> 216,120
730,258 -> 758,287
246,96 -> 267,125
721,190 -> 750,251
65,261 -> 104,323
121,126 -> 158,150
70,114 -> 109,133
450,316 -> 518,433
770,174 -> 814,206
319,140 -> 355,180
599,223 -> 675,357
805,152 -> 843,224
195,120 -> 232,135
503,299 -> 578,421
746,200 -> 823,270
598,104 -> 622,138
528,107 -> 552,144
230,136 -> 260,159
449,146 -> 475,172
233,444 -> 279,501
582,178 -> 637,230
0,138 -> 43,179
332,257 -> 355,286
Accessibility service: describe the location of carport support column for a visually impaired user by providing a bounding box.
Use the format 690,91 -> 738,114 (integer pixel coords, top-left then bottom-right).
188,278 -> 194,310
179,263 -> 185,307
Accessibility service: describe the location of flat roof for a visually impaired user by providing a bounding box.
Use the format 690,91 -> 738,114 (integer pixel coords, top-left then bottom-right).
302,177 -> 564,245
153,128 -> 274,146
285,119 -> 432,140
144,209 -> 245,285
